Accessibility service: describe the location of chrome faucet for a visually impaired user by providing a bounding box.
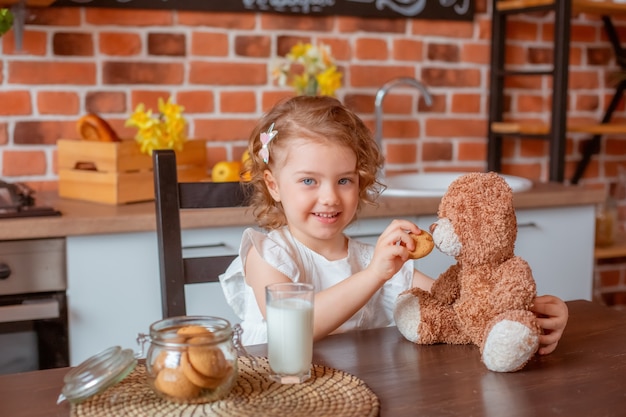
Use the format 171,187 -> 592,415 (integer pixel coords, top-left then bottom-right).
374,77 -> 433,177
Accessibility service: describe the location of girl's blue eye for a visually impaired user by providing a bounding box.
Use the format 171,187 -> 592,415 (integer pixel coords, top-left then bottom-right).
302,178 -> 315,186
339,178 -> 352,185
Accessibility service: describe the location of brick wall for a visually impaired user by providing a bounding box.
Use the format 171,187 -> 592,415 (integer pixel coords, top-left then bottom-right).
1,3 -> 626,301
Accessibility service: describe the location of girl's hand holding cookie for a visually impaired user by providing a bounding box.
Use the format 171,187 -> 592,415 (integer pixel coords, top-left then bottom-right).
406,231 -> 435,259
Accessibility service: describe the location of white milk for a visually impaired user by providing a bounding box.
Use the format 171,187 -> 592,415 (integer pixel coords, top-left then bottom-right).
267,298 -> 313,376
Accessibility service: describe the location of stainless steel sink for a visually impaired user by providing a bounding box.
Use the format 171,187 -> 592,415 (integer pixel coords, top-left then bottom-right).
381,172 -> 533,197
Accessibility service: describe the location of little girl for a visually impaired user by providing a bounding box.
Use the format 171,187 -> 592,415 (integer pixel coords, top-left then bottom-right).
220,95 -> 567,353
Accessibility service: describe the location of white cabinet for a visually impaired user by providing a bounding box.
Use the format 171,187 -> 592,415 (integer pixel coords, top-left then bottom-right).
67,226 -> 245,365
67,204 -> 594,365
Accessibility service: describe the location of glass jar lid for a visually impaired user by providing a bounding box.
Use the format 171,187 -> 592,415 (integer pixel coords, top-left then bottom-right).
57,346 -> 137,404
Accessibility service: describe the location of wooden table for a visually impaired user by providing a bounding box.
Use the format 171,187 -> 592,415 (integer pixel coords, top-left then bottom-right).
1,300 -> 625,417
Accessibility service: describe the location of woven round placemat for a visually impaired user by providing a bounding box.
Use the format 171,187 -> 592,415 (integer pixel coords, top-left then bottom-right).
71,357 -> 379,417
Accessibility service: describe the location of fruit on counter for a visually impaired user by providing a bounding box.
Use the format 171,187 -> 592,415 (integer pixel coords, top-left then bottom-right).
76,113 -> 121,142
211,161 -> 242,183
240,150 -> 252,181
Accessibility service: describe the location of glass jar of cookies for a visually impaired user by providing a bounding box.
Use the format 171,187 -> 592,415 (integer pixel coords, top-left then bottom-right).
144,316 -> 238,404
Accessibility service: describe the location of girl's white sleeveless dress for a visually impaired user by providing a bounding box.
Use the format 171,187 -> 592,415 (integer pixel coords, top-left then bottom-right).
219,227 -> 413,346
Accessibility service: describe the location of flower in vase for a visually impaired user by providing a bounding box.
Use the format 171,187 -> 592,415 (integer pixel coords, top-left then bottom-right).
272,42 -> 342,97
125,97 -> 187,155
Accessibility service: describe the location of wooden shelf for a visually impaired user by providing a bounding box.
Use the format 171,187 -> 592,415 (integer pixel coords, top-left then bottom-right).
596,233 -> 626,260
497,0 -> 626,15
491,121 -> 626,136
496,0 -> 555,12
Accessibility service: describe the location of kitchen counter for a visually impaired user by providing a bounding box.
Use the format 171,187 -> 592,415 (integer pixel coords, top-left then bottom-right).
0,182 -> 604,241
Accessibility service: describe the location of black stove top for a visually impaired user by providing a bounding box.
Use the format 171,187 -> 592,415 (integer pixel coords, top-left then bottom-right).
0,180 -> 61,219
0,206 -> 61,219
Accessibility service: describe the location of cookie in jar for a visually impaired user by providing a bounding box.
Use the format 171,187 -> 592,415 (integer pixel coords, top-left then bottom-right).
145,317 -> 238,403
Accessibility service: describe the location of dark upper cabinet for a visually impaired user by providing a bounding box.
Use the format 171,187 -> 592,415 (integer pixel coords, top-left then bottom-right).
52,0 -> 474,21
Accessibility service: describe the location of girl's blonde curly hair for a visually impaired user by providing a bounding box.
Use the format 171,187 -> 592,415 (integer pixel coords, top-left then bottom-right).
244,95 -> 384,231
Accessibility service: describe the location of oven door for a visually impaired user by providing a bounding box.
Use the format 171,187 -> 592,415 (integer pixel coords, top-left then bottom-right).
0,238 -> 69,375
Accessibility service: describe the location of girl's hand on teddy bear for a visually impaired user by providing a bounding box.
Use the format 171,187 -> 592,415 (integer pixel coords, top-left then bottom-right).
531,295 -> 569,355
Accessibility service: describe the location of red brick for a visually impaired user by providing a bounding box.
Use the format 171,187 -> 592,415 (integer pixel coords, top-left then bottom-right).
37,91 -> 80,115
575,94 -> 600,112
569,70 -> 600,90
191,32 -> 229,57
85,9 -> 173,26
9,61 -> 96,85
508,21 -> 540,41
100,32 -> 142,56
1,30 -> 47,55
421,67 -> 481,87
422,141 -> 453,162
386,143 -> 417,164
339,16 -> 406,34
176,91 -> 215,114
505,44 -> 527,66
261,91 -> 295,112
458,140 -> 487,161
220,92 -> 257,113
350,65 -> 416,88
500,163 -> 543,181
148,33 -> 186,57
2,150 -> 47,176
85,92 -> 127,114
177,11 -> 255,29
411,20 -> 473,38
451,93 -> 481,113
461,42 -> 490,65
0,124 -> 7,145
103,62 -> 184,85
380,120 -> 420,139
262,14 -> 333,31
517,94 -> 548,113
189,62 -> 266,86
317,38 -> 351,61
427,43 -> 460,63
28,7 -> 81,26
129,91 -> 174,114
53,32 -> 94,56
276,35 -> 313,57
355,38 -> 388,60
194,119 -> 258,142
14,121 -> 76,144
235,35 -> 271,58
425,118 -> 486,137
0,91 -> 32,116
393,39 -> 423,62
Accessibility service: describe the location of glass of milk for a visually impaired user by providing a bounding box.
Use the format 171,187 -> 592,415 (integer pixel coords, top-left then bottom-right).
265,282 -> 314,384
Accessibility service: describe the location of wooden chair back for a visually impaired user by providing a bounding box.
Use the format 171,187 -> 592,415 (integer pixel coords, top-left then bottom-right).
152,149 -> 243,318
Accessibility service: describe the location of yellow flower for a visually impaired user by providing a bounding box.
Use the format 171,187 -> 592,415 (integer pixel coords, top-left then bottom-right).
273,42 -> 342,97
125,97 -> 187,155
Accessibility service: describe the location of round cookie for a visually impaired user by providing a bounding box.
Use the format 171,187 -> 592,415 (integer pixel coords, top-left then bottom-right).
187,338 -> 230,378
177,325 -> 213,339
154,366 -> 200,400
151,349 -> 182,374
407,231 -> 435,259
181,352 -> 229,389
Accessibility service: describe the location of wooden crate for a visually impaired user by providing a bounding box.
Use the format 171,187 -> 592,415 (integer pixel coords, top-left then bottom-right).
58,139 -> 207,205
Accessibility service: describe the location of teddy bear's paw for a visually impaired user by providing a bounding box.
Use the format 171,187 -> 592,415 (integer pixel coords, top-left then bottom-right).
482,319 -> 539,372
394,293 -> 422,343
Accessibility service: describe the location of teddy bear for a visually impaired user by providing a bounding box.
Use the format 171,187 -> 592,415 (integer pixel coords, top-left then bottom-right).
393,172 -> 540,372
